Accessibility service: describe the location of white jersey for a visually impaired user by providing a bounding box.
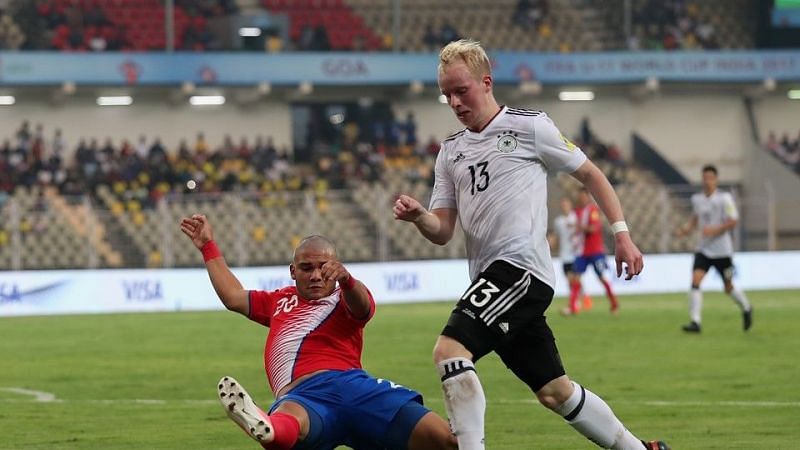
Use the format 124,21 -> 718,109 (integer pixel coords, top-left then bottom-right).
430,107 -> 587,288
691,189 -> 738,258
553,212 -> 580,263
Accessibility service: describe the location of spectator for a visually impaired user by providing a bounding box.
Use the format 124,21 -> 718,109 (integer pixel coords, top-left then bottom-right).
439,21 -> 460,45
422,23 -> 438,51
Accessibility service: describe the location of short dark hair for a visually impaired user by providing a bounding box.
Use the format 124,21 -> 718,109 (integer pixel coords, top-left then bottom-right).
702,164 -> 718,176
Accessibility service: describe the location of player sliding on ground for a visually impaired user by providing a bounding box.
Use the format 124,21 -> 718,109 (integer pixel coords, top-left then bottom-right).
394,39 -> 669,450
180,214 -> 456,450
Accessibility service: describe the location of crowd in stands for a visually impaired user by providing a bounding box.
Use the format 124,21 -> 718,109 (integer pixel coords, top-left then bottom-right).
764,130 -> 800,173
0,0 -> 236,51
513,0 -> 549,31
573,118 -> 628,185
0,112 -> 437,211
422,21 -> 462,52
628,0 -> 719,50
0,9 -> 25,49
0,0 -> 757,53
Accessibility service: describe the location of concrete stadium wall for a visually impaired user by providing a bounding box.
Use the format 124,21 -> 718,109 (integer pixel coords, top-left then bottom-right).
752,94 -> 800,141
0,98 -> 293,154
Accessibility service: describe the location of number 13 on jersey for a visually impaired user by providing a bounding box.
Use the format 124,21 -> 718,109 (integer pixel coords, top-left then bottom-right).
468,161 -> 490,195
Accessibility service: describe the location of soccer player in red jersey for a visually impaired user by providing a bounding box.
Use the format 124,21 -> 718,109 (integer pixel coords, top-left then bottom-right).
574,187 -> 620,314
180,214 -> 456,450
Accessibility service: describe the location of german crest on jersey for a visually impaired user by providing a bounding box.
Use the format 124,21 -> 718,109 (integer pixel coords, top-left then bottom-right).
496,130 -> 518,153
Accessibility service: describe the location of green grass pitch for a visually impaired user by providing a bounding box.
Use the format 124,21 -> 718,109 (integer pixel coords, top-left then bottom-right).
1,290 -> 798,449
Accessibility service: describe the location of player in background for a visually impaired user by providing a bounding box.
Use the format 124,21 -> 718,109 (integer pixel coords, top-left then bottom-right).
180,214 -> 456,450
394,39 -> 668,450
574,187 -> 619,314
550,196 -> 592,315
674,165 -> 753,333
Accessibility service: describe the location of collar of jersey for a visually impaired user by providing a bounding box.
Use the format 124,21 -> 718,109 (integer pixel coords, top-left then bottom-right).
464,106 -> 506,141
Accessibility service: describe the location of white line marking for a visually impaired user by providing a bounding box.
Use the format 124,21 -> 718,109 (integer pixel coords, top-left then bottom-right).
0,387 -> 59,402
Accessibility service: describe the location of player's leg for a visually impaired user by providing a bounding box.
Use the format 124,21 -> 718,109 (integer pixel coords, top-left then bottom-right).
217,376 -> 307,449
435,260 -> 530,449
565,259 -> 586,315
716,258 -> 753,331
406,411 -> 458,450
433,335 -> 485,450
386,402 -> 457,450
683,254 -> 710,333
339,370 -> 456,450
591,255 -> 618,313
497,327 -> 668,450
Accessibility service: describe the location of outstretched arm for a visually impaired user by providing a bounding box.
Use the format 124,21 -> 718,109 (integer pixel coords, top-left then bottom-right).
179,214 -> 249,316
571,160 -> 643,280
320,260 -> 372,319
703,218 -> 736,238
675,215 -> 698,238
393,194 -> 457,245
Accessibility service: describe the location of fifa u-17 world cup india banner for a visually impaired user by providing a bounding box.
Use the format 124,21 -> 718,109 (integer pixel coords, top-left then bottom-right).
0,51 -> 798,86
0,252 -> 798,317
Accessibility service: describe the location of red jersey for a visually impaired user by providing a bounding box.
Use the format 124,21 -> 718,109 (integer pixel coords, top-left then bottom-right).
247,286 -> 376,395
577,204 -> 605,256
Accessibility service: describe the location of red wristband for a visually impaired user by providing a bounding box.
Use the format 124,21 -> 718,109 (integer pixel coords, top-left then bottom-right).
340,275 -> 356,290
201,240 -> 222,262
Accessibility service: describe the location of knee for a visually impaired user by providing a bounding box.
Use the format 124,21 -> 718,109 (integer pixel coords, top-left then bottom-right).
535,377 -> 573,411
536,388 -> 572,411
724,284 -> 734,294
432,336 -> 471,365
443,433 -> 458,450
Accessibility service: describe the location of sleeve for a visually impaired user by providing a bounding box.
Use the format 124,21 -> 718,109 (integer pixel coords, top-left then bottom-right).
341,288 -> 376,325
533,113 -> 587,173
722,193 -> 739,221
247,289 -> 279,327
429,145 -> 457,210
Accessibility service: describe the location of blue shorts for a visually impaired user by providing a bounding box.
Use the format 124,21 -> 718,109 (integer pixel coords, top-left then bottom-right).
269,369 -> 429,450
574,253 -> 609,277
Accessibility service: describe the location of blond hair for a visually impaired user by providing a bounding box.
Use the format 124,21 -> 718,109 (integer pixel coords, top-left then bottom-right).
438,39 -> 491,80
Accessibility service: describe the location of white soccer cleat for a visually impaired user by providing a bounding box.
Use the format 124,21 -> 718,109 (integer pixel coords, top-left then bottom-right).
217,376 -> 274,445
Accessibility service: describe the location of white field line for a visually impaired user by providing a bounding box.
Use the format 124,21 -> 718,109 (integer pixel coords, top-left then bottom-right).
1,388 -> 799,408
0,387 -> 60,402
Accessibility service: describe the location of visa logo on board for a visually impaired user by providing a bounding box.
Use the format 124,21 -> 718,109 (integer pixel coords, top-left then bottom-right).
122,280 -> 163,302
384,273 -> 419,292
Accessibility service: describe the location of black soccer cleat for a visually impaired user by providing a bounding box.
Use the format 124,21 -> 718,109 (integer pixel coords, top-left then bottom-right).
681,321 -> 701,333
743,308 -> 753,331
642,440 -> 671,450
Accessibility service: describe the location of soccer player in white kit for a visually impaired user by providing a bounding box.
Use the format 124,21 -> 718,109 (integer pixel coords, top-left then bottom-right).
675,165 -> 753,333
394,39 -> 668,450
551,196 -> 592,315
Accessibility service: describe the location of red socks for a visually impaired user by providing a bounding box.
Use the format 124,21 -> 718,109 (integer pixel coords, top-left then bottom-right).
263,412 -> 300,450
568,281 -> 582,314
600,279 -> 618,311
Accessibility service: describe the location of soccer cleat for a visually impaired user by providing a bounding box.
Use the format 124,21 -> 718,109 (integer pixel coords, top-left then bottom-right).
681,321 -> 701,333
643,440 -> 671,450
581,295 -> 593,311
560,306 -> 578,316
743,308 -> 753,331
217,376 -> 274,445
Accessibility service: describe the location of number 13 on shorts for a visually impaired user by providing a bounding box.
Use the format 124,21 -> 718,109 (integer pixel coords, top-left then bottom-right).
461,278 -> 500,307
